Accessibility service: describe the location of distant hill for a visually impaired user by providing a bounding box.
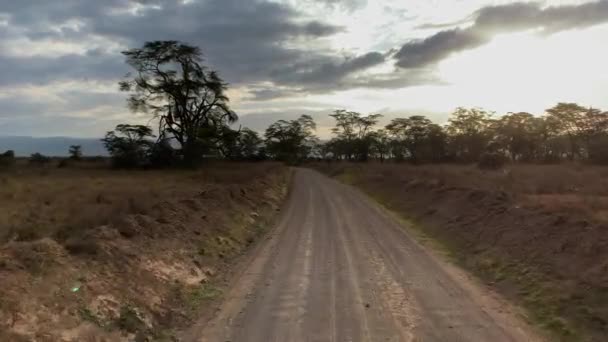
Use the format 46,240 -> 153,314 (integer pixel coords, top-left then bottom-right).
0,136 -> 107,157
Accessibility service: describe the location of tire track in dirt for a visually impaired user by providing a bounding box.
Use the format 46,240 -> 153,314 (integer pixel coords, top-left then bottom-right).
191,168 -> 544,342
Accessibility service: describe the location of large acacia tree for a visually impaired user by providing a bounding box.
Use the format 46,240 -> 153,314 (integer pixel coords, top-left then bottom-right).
119,40 -> 237,164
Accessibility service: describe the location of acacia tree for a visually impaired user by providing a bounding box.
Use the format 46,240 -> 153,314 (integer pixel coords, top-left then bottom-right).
446,107 -> 494,162
545,103 -> 588,160
493,112 -> 539,161
102,124 -> 154,168
386,116 -> 446,162
217,127 -> 263,160
119,41 -> 237,165
329,110 -> 382,160
369,129 -> 391,162
68,145 -> 82,160
265,115 -> 317,163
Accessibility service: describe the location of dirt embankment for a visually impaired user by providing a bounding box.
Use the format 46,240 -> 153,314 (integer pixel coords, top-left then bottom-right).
315,163 -> 608,341
0,163 -> 290,341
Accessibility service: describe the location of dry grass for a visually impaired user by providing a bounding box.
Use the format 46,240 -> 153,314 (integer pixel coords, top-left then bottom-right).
314,161 -> 608,340
331,162 -> 608,223
0,161 -> 290,341
0,161 -> 282,242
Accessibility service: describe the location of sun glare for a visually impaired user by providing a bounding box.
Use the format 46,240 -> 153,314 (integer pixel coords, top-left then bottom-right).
439,24 -> 608,113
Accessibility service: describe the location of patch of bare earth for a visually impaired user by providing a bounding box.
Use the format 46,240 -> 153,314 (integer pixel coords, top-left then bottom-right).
315,162 -> 608,342
0,162 -> 290,341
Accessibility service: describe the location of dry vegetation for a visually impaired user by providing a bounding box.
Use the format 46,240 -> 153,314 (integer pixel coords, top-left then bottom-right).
0,162 -> 290,341
0,161 -> 274,242
316,162 -> 608,341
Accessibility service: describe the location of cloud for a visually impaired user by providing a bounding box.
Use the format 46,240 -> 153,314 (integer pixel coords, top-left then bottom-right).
396,0 -> 608,68
0,0 -> 346,88
395,28 -> 485,69
312,0 -> 368,12
272,51 -> 386,86
0,0 -> 441,138
0,50 -> 126,86
245,57 -> 441,100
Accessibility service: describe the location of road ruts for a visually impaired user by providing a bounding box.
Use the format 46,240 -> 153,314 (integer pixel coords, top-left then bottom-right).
192,168 -> 542,342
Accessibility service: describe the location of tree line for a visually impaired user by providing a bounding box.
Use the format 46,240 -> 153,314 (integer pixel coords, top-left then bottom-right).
99,40 -> 608,168
320,104 -> 608,166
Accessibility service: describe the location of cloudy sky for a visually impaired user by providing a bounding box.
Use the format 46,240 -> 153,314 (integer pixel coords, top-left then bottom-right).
1,0 -> 607,138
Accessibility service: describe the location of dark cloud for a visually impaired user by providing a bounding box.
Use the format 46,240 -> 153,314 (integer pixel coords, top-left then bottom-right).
0,114 -> 133,138
0,0 -> 350,89
312,0 -> 368,12
1,0 -> 441,137
347,69 -> 444,89
272,52 -> 386,86
395,28 -> 485,68
397,0 -> 608,68
247,88 -> 301,101
247,57 -> 441,100
0,51 -> 126,86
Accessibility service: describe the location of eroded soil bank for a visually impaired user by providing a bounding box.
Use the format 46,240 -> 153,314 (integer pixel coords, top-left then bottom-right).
315,162 -> 608,342
0,163 -> 291,341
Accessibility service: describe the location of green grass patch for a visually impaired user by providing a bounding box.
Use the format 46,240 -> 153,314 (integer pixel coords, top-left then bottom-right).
186,283 -> 223,311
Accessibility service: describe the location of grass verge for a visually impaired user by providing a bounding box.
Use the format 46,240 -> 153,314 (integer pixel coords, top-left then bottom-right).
332,167 -> 581,341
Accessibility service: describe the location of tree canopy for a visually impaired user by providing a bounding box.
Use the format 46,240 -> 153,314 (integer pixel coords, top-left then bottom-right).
110,41 -> 608,167
264,115 -> 317,164
119,40 -> 237,165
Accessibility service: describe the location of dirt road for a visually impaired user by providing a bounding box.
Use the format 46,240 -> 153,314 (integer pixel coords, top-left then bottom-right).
191,169 -> 541,341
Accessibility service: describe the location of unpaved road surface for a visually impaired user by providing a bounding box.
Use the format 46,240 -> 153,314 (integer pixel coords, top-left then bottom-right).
191,169 -> 542,342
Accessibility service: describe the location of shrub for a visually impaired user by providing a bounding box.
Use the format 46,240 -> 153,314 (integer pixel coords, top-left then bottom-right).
29,153 -> 51,166
0,150 -> 16,168
478,152 -> 507,170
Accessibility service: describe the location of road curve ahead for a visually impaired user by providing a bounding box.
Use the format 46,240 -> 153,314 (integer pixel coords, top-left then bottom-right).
193,169 -> 541,342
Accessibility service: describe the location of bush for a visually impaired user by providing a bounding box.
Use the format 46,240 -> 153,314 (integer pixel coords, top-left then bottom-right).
0,150 -> 16,168
29,153 -> 51,166
477,152 -> 507,170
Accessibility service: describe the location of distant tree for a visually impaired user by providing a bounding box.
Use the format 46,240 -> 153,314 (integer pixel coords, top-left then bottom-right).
265,115 -> 317,164
102,124 -> 154,168
545,103 -> 588,160
238,128 -> 264,160
581,108 -> 608,163
386,116 -> 447,162
493,112 -> 538,161
215,126 -> 240,159
368,129 -> 391,162
329,110 -> 382,161
68,145 -> 82,160
119,40 -> 237,165
445,107 -> 494,162
216,127 -> 262,160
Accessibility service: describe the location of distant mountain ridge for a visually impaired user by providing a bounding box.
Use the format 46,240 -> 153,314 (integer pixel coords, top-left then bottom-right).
0,136 -> 107,157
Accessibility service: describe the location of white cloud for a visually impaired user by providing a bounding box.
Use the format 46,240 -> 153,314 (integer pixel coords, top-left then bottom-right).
1,0 -> 608,137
